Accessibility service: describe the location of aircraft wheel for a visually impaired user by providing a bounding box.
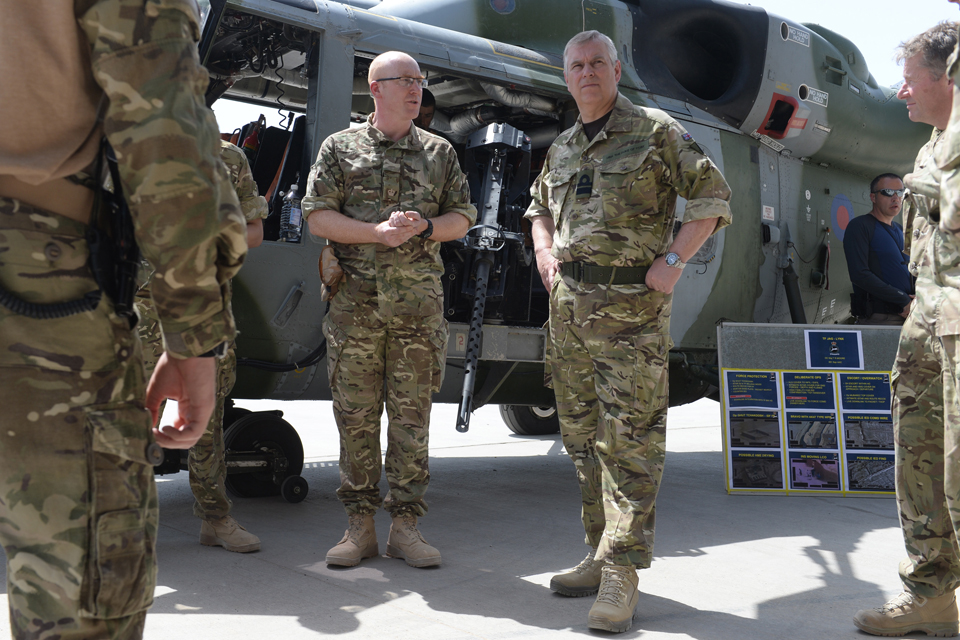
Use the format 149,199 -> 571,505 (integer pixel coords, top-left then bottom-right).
499,404 -> 560,436
281,475 -> 309,503
223,404 -> 252,432
223,413 -> 304,499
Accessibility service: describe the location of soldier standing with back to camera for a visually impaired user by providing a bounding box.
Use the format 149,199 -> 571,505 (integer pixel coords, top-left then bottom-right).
526,30 -> 731,634
852,18 -> 960,638
0,1 -> 247,638
302,51 -> 476,569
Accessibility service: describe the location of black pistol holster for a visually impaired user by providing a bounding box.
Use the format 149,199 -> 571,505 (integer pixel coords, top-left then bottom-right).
0,138 -> 139,320
87,138 -> 141,321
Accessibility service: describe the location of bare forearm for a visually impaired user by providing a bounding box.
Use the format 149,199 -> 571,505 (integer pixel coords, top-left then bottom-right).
530,216 -> 556,254
669,217 -> 720,259
424,211 -> 472,242
307,209 -> 381,244
646,217 -> 720,294
530,216 -> 560,290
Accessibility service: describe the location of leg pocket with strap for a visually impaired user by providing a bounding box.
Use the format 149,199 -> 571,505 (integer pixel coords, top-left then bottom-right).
81,405 -> 158,620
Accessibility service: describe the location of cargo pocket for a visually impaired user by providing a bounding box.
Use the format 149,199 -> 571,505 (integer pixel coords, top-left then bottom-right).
428,321 -> 449,394
83,405 -> 158,619
633,333 -> 669,414
323,318 -> 348,393
542,319 -> 553,390
599,151 -> 658,225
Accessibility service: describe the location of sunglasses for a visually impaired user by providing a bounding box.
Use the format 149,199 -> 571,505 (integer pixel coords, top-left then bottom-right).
374,76 -> 428,88
872,188 -> 905,198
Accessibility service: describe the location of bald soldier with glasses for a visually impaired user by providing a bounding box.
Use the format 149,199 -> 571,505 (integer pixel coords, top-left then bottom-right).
843,173 -> 915,325
302,51 -> 476,569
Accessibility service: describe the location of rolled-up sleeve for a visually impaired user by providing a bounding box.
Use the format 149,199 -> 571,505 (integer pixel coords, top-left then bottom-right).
661,120 -> 733,233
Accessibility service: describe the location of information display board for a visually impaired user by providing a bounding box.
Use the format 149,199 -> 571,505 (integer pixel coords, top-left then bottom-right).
717,323 -> 900,496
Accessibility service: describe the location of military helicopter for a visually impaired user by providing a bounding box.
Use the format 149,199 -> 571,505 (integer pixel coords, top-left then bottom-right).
165,0 -> 928,501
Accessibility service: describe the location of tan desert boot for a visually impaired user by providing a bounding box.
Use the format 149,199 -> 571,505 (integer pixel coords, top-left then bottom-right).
854,591 -> 959,637
587,563 -> 640,633
326,513 -> 378,567
386,513 -> 441,567
199,515 -> 261,553
550,549 -> 603,597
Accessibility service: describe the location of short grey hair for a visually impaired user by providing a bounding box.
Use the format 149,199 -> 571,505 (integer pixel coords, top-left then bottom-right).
563,30 -> 618,71
896,21 -> 959,79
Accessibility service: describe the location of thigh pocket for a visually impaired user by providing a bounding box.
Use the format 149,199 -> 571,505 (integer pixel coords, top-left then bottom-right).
427,321 -> 449,394
83,405 -> 157,619
87,509 -> 154,619
323,318 -> 348,392
633,333 -> 669,413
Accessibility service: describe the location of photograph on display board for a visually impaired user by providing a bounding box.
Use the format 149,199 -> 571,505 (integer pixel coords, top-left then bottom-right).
846,453 -> 895,492
731,450 -> 783,489
804,330 -> 864,370
839,373 -> 892,412
724,371 -> 780,409
789,452 -> 841,490
781,372 -> 836,411
729,410 -> 781,448
843,413 -> 894,450
787,412 -> 838,449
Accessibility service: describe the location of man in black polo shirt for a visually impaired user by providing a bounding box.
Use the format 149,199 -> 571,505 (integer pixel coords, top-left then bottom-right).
843,173 -> 915,325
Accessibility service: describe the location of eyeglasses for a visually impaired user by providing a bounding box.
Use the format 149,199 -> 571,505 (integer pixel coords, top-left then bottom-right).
872,188 -> 905,198
374,76 -> 428,88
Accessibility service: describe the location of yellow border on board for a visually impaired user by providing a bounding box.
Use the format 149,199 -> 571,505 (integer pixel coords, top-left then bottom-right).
720,367 -> 894,498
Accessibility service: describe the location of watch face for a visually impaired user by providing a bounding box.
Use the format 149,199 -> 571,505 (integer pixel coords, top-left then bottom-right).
666,253 -> 679,266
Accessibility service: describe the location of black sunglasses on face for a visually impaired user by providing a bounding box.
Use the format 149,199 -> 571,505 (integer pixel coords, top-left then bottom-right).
872,188 -> 905,198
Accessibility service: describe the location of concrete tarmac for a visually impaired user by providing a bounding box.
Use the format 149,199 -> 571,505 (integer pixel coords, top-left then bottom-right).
0,398 -> 905,639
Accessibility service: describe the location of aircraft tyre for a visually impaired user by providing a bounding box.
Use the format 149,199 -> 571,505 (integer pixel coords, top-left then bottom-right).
499,404 -> 560,436
223,412 -> 305,499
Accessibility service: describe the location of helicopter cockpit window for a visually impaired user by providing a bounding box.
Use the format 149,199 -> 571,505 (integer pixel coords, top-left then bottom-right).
197,0 -> 211,29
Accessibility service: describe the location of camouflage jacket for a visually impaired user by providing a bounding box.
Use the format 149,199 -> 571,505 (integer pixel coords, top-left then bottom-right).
137,140 -> 265,320
220,140 -> 268,223
904,129 -> 956,333
4,0 -> 249,358
302,116 -> 476,317
524,93 -> 732,267
932,37 -> 960,335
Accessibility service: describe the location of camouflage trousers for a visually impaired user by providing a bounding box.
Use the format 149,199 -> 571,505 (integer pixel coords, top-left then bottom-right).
137,301 -> 234,520
323,299 -> 447,517
0,200 -> 157,639
548,277 -> 671,568
894,307 -> 960,597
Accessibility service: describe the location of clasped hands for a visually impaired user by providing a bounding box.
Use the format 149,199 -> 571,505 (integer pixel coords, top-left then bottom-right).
375,210 -> 426,247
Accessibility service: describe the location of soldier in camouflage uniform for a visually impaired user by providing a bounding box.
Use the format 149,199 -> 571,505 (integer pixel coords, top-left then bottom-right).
0,1 -> 247,639
525,31 -> 731,633
137,139 -> 266,553
302,51 -> 476,569
853,20 -> 960,638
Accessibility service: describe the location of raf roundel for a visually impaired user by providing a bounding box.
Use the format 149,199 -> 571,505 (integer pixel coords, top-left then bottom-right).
831,194 -> 854,241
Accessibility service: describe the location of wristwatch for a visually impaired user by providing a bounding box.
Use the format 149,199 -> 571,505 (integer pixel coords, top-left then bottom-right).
418,218 -> 434,239
664,252 -> 686,270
